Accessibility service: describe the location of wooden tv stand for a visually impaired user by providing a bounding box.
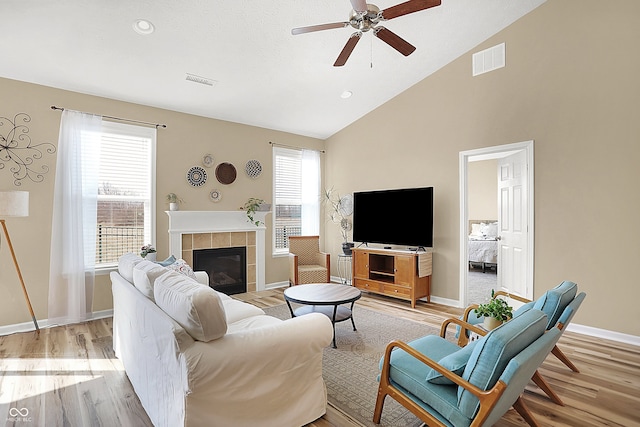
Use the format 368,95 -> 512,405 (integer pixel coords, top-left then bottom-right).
352,247 -> 432,308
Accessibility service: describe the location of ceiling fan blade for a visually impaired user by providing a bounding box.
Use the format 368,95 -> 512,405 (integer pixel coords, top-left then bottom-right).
350,0 -> 369,13
374,27 -> 416,56
334,32 -> 362,67
292,22 -> 349,35
381,0 -> 441,20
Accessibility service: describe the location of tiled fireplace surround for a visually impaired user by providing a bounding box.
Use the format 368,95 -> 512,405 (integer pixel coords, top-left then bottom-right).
166,211 -> 268,292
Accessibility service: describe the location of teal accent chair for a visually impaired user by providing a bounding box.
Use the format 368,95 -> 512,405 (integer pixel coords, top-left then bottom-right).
458,281 -> 586,405
374,309 -> 562,427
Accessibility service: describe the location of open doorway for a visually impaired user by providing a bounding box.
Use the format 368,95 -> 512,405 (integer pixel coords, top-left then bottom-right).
459,141 -> 534,308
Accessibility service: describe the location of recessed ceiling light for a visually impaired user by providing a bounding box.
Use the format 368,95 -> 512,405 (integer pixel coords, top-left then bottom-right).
133,19 -> 155,35
341,90 -> 353,99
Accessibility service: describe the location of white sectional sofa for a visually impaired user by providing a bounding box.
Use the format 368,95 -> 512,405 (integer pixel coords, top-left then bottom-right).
111,253 -> 334,427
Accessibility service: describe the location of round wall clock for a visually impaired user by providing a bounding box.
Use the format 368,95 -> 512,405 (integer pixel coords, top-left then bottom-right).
215,162 -> 237,185
245,159 -> 262,178
186,166 -> 207,187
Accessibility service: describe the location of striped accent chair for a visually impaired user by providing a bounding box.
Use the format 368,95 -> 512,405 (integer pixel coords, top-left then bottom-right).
288,236 -> 330,286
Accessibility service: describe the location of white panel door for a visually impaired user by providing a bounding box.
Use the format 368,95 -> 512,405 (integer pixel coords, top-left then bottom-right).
497,150 -> 528,297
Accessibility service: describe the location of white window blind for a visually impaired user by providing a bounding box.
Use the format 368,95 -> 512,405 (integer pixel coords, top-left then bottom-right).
273,146 -> 320,252
96,122 -> 155,266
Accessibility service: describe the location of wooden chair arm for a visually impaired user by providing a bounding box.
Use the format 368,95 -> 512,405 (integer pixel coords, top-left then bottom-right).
380,340 -> 506,401
440,317 -> 487,347
493,290 -> 531,304
461,303 -> 480,323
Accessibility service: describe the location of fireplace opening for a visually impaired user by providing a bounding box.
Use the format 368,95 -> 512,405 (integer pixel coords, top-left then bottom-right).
193,247 -> 247,295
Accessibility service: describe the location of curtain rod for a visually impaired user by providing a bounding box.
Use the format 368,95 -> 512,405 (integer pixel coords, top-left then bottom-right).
51,106 -> 167,129
269,141 -> 325,153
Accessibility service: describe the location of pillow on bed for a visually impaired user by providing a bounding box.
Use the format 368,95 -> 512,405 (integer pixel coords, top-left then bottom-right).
470,223 -> 484,237
481,222 -> 498,238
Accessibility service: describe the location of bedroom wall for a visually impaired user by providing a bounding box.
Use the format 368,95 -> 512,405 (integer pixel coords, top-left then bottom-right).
468,160 -> 498,223
0,77 -> 324,328
325,0 -> 640,337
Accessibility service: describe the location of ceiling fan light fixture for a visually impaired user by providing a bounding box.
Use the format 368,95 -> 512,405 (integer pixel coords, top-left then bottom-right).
133,19 -> 155,35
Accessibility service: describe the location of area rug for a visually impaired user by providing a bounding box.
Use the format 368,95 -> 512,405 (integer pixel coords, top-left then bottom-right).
263,304 -> 443,427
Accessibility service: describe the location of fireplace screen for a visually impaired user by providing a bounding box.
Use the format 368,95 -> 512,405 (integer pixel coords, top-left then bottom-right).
193,247 -> 247,295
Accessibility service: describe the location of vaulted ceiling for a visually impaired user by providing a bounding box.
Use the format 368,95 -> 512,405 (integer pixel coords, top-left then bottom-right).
0,0 -> 546,139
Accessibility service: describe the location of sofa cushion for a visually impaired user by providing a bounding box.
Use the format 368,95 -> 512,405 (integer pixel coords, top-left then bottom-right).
132,260 -> 167,300
154,271 -> 227,342
221,298 -> 265,324
458,308 -> 547,418
426,340 -> 478,385
118,252 -> 144,283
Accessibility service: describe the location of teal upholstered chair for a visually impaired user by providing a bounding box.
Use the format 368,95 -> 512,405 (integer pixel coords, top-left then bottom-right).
374,309 -> 562,427
460,281 -> 583,367
458,281 -> 585,406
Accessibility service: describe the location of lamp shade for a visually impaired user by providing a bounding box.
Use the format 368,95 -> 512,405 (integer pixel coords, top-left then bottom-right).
0,191 -> 29,217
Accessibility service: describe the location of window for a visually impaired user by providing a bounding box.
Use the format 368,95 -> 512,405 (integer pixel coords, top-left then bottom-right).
273,147 -> 320,253
95,122 -> 156,267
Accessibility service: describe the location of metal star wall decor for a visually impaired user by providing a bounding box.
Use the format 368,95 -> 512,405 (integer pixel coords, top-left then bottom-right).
0,112 -> 56,186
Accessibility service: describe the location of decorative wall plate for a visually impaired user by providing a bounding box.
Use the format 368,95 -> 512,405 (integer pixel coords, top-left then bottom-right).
202,154 -> 214,168
215,162 -> 237,185
209,189 -> 222,202
245,159 -> 262,178
186,166 -> 207,187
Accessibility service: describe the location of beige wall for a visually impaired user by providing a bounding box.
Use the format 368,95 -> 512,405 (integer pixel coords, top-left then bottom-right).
325,0 -> 640,336
2,0 -> 639,338
468,160 -> 498,222
0,78 -> 324,327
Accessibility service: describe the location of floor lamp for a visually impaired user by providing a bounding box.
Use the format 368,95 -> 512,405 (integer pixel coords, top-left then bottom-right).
0,191 -> 39,333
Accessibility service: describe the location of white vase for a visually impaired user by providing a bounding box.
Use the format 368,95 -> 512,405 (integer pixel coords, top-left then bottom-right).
483,316 -> 503,331
169,202 -> 179,211
145,252 -> 157,262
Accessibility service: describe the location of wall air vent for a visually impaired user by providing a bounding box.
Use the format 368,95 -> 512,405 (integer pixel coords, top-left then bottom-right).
472,43 -> 505,77
185,73 -> 217,87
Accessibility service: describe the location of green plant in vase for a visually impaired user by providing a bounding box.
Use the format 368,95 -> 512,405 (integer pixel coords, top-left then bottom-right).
241,198 -> 267,226
474,289 -> 513,330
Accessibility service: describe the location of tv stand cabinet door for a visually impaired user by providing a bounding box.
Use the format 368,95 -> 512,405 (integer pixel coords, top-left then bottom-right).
353,250 -> 369,279
394,255 -> 416,286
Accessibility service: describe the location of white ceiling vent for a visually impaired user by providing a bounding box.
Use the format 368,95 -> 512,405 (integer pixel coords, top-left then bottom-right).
185,73 -> 217,87
472,43 -> 505,76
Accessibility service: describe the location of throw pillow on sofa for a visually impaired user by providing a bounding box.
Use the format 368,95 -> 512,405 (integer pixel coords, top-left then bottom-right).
132,260 -> 167,300
154,270 -> 227,342
166,258 -> 198,280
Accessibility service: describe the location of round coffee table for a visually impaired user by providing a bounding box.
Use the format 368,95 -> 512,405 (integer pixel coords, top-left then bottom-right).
284,283 -> 361,348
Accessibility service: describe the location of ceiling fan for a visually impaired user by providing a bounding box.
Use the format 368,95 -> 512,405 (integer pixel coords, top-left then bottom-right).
292,0 -> 441,67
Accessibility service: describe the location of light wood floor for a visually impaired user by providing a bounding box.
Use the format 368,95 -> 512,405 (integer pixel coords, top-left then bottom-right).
1,288 -> 638,427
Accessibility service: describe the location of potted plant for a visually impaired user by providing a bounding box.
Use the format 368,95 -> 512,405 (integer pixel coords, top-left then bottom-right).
166,193 -> 183,211
140,244 -> 157,262
324,188 -> 354,255
241,198 -> 270,226
474,289 -> 513,330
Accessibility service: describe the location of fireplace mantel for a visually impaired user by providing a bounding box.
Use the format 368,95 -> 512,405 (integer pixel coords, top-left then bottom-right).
166,210 -> 269,291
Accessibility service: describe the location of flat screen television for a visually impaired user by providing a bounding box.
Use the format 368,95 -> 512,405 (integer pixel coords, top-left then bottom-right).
352,187 -> 433,248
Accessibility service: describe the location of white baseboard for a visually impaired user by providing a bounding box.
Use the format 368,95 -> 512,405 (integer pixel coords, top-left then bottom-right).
0,309 -> 114,337
265,281 -> 289,289
566,323 -> 640,347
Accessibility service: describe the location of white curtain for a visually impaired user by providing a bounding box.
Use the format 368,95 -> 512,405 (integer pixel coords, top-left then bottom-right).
48,110 -> 102,325
301,149 -> 320,235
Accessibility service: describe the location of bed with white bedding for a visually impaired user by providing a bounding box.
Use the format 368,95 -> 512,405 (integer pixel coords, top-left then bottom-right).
468,220 -> 498,272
